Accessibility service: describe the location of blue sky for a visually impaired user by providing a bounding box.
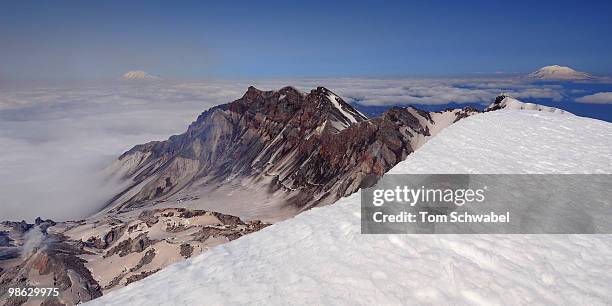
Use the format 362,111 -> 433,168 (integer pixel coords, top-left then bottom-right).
1,0 -> 612,79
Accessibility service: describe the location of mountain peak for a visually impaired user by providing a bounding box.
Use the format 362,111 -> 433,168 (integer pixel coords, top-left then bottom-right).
307,86 -> 368,125
108,86 -> 461,220
313,86 -> 331,93
527,65 -> 592,80
242,85 -> 262,97
121,70 -> 161,81
234,86 -> 366,129
278,86 -> 303,96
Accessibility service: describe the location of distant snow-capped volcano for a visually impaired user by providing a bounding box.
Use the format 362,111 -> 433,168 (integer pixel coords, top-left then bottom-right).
121,70 -> 161,80
527,65 -> 592,80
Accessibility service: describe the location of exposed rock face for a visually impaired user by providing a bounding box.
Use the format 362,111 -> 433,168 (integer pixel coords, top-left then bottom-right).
180,244 -> 194,258
1,221 -> 34,235
104,233 -> 157,258
105,86 -> 478,219
0,233 -> 102,306
0,232 -> 12,247
0,209 -> 268,305
124,269 -> 160,286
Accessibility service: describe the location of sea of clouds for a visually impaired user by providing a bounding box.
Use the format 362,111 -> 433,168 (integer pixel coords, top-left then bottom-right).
0,77 -> 607,221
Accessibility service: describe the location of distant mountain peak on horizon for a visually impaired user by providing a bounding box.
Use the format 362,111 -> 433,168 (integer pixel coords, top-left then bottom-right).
527,65 -> 592,80
121,70 -> 161,81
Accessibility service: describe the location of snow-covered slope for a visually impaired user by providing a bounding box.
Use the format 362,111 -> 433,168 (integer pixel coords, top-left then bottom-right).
484,96 -> 571,115
88,111 -> 612,306
527,65 -> 592,80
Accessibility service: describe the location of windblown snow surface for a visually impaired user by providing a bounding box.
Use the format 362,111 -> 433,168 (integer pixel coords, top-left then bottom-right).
486,97 -> 570,115
88,110 -> 612,306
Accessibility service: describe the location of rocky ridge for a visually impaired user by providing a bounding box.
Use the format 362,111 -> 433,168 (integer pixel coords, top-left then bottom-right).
0,209 -> 267,305
104,86 -> 478,220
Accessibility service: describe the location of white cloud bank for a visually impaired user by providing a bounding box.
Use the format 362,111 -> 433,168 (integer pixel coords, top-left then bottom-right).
576,92 -> 612,104
0,78 -> 567,222
313,78 -> 564,106
0,81 -> 225,222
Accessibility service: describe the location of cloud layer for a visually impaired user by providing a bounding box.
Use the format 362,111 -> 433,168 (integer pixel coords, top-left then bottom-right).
316,78 -> 565,106
0,78 -> 586,221
0,81 -> 224,221
576,92 -> 612,104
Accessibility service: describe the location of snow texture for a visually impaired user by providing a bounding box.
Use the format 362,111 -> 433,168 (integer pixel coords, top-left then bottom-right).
88,111 -> 612,306
487,97 -> 571,115
327,92 -> 360,123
